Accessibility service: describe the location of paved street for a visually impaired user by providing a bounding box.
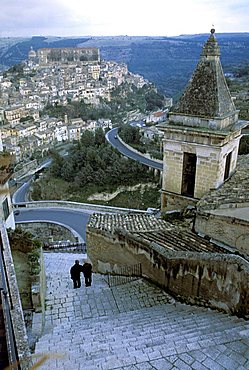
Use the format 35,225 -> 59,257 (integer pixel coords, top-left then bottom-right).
32,252 -> 249,369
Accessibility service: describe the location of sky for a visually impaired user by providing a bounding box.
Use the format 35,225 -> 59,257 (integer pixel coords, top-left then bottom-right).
1,0 -> 248,38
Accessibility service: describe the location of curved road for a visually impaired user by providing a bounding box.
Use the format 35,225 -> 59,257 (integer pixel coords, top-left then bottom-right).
12,179 -> 33,203
106,128 -> 163,171
14,208 -> 91,243
13,129 -> 161,242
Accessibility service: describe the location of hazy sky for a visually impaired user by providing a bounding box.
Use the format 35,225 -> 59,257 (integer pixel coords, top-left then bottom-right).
1,0 -> 248,37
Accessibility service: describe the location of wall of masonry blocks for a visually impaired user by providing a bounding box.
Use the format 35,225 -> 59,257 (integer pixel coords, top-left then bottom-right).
86,227 -> 249,318
162,132 -> 240,209
0,222 -> 32,369
195,210 -> 249,256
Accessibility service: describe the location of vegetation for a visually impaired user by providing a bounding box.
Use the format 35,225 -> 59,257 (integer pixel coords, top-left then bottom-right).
3,63 -> 24,76
226,63 -> 249,121
119,124 -> 163,160
8,227 -> 41,275
7,227 -> 42,309
31,128 -> 160,209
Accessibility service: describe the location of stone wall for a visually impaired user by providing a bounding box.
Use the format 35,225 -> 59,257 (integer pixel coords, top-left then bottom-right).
0,222 -> 32,369
195,211 -> 249,257
18,222 -> 77,244
86,227 -> 249,318
31,248 -> 46,313
162,133 -> 240,202
161,190 -> 198,212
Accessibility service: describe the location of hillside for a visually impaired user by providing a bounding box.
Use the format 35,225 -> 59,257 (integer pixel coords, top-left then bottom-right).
0,33 -> 249,98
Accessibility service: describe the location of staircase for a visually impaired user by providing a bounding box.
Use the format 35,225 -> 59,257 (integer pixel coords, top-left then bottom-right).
33,253 -> 249,370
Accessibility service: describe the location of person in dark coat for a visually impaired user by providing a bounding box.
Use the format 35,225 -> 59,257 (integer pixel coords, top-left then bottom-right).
70,260 -> 82,289
82,260 -> 93,287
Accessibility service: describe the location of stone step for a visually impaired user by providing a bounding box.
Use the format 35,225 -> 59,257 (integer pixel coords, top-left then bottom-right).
48,304 -> 247,337
35,303 -> 249,361
33,254 -> 249,369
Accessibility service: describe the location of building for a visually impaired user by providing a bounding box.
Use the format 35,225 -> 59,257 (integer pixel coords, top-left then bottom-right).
37,48 -> 100,66
0,148 -> 15,229
4,105 -> 26,126
158,29 -> 248,211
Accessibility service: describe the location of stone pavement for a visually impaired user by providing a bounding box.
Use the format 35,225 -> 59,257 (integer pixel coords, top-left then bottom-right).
32,252 -> 249,370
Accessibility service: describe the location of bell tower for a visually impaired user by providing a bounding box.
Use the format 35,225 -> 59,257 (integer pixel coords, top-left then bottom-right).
159,29 -> 248,211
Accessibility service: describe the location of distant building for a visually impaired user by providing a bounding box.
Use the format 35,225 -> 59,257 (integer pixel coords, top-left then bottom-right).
146,110 -> 168,124
68,125 -> 81,141
37,48 -> 100,66
4,105 -> 26,126
129,120 -> 146,128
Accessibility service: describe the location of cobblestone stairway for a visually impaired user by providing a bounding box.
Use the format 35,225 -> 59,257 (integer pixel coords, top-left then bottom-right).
33,253 -> 249,370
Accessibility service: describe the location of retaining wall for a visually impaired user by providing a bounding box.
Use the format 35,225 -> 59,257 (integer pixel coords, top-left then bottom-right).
86,227 -> 249,318
0,222 -> 32,369
195,209 -> 249,257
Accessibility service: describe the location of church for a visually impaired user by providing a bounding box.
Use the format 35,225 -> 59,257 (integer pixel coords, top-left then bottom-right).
158,28 -> 248,211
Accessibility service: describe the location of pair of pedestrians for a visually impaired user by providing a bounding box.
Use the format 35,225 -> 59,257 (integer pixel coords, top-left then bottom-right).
70,260 -> 92,289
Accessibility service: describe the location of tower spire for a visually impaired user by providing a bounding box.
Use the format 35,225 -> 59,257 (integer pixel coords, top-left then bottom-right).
171,28 -> 236,123
201,27 -> 220,58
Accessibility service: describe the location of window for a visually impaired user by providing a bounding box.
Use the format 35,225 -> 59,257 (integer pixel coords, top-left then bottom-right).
2,197 -> 10,220
224,151 -> 232,181
181,152 -> 197,198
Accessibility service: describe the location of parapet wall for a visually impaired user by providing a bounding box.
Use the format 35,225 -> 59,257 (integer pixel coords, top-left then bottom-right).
18,222 -> 77,244
87,227 -> 249,318
195,209 -> 249,257
0,222 -> 32,369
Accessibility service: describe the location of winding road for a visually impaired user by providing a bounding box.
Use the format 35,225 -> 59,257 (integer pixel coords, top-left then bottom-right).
14,207 -> 90,243
13,127 -> 161,243
106,127 -> 163,171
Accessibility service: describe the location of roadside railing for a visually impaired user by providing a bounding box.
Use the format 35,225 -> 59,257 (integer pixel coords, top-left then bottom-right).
12,200 -> 149,215
107,263 -> 142,287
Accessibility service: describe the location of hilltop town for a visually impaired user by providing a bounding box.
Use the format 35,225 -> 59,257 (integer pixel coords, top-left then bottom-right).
0,46 -> 170,169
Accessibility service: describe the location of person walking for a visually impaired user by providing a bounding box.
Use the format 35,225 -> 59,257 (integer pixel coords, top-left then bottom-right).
82,260 -> 93,287
70,260 -> 82,289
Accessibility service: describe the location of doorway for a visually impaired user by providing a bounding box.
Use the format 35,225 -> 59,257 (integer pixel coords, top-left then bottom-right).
224,152 -> 232,181
181,152 -> 197,197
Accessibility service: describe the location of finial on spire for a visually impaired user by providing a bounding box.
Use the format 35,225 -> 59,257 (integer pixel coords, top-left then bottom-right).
210,25 -> 215,34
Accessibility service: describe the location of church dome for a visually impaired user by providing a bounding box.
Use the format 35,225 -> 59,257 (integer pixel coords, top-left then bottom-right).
28,46 -> 36,59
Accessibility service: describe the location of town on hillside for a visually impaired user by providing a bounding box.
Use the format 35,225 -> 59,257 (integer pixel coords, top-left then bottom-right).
0,47 -> 172,170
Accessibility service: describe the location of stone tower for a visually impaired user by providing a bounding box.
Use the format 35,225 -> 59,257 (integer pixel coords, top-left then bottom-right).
159,29 -> 247,211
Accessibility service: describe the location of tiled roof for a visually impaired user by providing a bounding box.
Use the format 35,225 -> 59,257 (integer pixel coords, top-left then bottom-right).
88,213 -> 170,233
88,213 -> 229,254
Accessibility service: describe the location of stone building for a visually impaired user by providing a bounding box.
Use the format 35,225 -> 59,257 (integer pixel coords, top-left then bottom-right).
0,150 -> 15,229
158,29 -> 248,211
37,47 -> 100,66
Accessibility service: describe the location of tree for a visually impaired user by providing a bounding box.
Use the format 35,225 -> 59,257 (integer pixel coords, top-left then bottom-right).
94,128 -> 106,147
119,125 -> 141,144
80,130 -> 95,147
49,151 -> 64,177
